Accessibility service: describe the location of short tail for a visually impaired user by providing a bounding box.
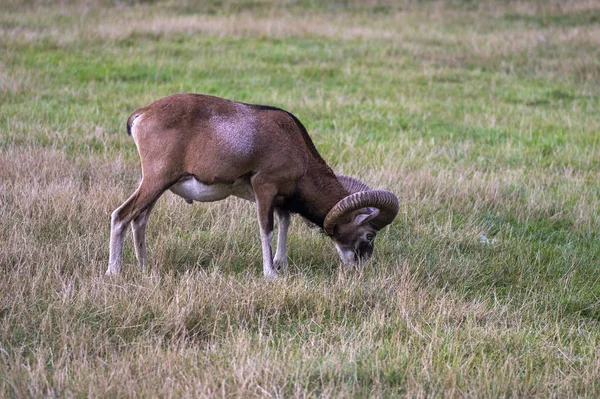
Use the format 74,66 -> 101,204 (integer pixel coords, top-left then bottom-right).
126,113 -> 140,136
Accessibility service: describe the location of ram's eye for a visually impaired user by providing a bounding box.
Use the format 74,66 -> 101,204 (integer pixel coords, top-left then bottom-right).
366,233 -> 375,242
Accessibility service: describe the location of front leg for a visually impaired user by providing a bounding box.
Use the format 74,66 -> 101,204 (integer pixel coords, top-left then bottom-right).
252,179 -> 278,278
273,208 -> 290,272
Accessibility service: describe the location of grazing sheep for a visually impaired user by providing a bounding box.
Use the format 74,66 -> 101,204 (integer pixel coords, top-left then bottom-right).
107,94 -> 398,278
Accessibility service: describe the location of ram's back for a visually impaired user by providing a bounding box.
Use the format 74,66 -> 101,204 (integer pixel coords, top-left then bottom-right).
127,94 -> 319,185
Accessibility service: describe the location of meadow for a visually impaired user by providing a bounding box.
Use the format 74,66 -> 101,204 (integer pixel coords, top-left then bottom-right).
1,0 -> 600,396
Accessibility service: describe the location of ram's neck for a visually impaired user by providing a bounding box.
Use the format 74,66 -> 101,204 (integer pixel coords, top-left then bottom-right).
282,164 -> 348,228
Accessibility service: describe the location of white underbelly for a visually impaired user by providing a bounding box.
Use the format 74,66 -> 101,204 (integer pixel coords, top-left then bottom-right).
170,177 -> 255,203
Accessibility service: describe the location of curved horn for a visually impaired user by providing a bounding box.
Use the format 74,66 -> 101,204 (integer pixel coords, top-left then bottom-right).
303,175 -> 373,229
324,190 -> 399,235
336,174 -> 371,194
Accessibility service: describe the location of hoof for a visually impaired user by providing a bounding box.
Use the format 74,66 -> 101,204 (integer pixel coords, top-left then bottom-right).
105,268 -> 120,277
273,259 -> 288,272
263,270 -> 277,279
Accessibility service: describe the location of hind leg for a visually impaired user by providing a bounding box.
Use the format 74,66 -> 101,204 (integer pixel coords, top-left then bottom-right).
131,202 -> 156,270
106,181 -> 166,276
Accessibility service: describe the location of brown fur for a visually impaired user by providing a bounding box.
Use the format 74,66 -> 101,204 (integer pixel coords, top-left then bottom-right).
107,93 -> 359,277
127,94 -> 348,223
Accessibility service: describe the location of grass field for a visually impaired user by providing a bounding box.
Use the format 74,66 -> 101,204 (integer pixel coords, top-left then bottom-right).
2,0 -> 600,396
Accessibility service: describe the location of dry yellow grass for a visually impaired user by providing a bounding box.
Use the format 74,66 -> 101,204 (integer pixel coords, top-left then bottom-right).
2,0 -> 600,396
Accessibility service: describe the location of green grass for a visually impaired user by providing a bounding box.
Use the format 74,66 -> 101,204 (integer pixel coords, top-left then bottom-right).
2,0 -> 600,396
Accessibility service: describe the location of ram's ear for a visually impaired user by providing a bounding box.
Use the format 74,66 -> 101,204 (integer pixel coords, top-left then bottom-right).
354,209 -> 380,226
